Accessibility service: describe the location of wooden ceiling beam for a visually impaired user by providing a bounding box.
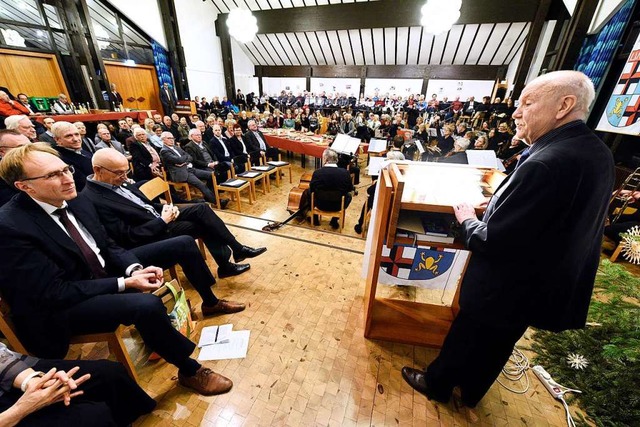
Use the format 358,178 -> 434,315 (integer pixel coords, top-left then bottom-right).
229,0 -> 569,34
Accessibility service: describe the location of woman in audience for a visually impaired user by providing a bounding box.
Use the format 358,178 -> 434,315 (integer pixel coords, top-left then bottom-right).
473,134 -> 489,150
282,112 -> 296,130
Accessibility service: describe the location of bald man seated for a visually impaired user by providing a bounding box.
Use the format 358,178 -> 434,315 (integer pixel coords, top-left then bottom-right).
81,149 -> 266,279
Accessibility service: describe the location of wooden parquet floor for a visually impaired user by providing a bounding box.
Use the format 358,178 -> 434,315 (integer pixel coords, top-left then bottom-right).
66,155 -> 586,426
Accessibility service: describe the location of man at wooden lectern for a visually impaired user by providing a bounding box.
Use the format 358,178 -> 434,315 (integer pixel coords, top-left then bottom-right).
402,71 -> 614,408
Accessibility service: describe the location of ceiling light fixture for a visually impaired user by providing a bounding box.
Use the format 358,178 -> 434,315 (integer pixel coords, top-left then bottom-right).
420,0 -> 461,35
226,8 -> 258,43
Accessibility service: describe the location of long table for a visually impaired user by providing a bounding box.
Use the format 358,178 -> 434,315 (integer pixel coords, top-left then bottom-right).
35,111 -> 156,124
264,134 -> 329,168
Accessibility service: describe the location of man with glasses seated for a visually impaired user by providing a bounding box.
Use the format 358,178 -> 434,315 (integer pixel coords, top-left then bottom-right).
50,122 -> 93,192
0,143 -> 244,396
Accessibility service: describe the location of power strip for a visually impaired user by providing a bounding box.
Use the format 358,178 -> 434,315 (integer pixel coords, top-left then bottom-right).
532,365 -> 564,398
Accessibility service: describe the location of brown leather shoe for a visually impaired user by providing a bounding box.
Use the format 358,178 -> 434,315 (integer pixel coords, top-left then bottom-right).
202,300 -> 246,316
178,367 -> 232,395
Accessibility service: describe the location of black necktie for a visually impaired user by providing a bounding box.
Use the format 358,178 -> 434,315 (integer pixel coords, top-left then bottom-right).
54,208 -> 107,278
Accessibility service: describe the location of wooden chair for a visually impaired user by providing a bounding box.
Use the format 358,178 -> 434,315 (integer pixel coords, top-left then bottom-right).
252,160 -> 279,186
235,158 -> 268,200
211,170 -> 253,212
138,177 -> 207,260
310,190 -> 346,232
263,153 -> 293,186
0,299 -> 138,382
361,201 -> 372,238
161,169 -> 192,201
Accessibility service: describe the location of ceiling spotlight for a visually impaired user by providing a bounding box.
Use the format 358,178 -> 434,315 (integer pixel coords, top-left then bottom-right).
227,9 -> 257,43
421,0 -> 462,35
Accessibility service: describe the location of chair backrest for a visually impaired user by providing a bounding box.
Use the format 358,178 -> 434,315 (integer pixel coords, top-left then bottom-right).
311,190 -> 345,214
312,189 -> 345,203
139,177 -> 173,203
0,297 -> 30,354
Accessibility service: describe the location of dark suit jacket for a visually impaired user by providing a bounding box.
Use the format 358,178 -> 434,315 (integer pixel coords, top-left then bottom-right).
459,121 -> 614,331
0,179 -> 18,207
160,145 -> 192,182
108,91 -> 123,106
38,132 -> 56,145
128,140 -> 156,181
207,135 -> 232,162
227,136 -> 248,158
310,165 -> 354,211
54,146 -> 93,191
243,130 -> 270,153
183,140 -> 217,170
81,136 -> 97,154
160,87 -> 177,112
0,194 -> 138,357
81,180 -> 170,249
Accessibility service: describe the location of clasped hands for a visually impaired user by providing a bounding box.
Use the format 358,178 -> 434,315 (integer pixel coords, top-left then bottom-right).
16,367 -> 90,415
125,266 -> 164,291
160,203 -> 180,224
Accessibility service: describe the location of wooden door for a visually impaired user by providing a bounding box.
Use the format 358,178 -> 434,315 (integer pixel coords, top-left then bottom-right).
104,62 -> 161,112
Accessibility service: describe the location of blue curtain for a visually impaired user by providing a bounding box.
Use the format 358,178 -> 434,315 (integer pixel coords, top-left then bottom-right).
152,40 -> 174,91
574,0 -> 634,89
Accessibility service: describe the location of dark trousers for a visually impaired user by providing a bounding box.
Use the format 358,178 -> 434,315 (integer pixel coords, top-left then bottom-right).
186,169 -> 217,203
131,235 -> 218,306
424,310 -> 527,407
357,182 -> 377,226
0,359 -> 156,426
168,204 -> 241,269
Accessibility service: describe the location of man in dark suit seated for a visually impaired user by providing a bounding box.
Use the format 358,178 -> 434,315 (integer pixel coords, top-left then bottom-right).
50,122 -> 93,192
83,148 -> 265,279
309,148 -> 354,229
182,128 -> 231,194
0,143 -> 242,396
0,342 -> 155,426
129,127 -> 162,181
159,131 -> 220,205
244,119 -> 278,165
38,117 -> 56,145
401,71 -> 615,408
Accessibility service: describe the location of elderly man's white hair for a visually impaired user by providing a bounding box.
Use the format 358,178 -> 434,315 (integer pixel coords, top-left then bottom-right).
133,127 -> 146,136
4,115 -> 29,130
322,148 -> 338,164
453,137 -> 470,152
51,121 -> 76,138
188,128 -> 201,137
528,70 -> 595,118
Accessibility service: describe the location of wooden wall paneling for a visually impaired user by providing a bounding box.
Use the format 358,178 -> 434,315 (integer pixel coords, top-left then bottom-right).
0,48 -> 68,98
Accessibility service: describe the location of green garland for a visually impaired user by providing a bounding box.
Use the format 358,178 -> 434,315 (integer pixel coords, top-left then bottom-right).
531,260 -> 640,426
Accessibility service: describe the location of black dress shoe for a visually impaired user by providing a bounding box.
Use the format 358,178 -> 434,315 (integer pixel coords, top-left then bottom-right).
401,367 -> 450,403
329,218 -> 340,229
234,246 -> 267,263
219,199 -> 230,209
217,263 -> 250,278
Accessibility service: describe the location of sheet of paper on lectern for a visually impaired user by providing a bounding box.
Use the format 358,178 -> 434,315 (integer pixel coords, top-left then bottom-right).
198,330 -> 250,360
414,140 -> 425,154
367,156 -> 385,176
466,150 -> 499,168
368,138 -> 388,153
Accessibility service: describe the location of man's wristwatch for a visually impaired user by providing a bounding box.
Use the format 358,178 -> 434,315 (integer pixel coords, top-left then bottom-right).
20,371 -> 44,392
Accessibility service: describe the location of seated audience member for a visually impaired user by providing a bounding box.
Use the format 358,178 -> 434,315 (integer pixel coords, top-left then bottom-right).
51,122 -> 93,192
207,124 -> 234,172
4,115 -> 37,142
183,128 -> 230,188
129,127 -> 162,181
73,121 -> 97,154
146,121 -> 164,150
159,131 -> 220,205
39,118 -> 56,145
15,92 -> 40,115
310,148 -> 354,229
499,136 -> 528,173
489,122 -> 512,153
0,130 -> 29,205
227,124 -> 249,172
339,114 -> 356,136
441,137 -> 471,164
473,134 -> 489,150
0,143 -> 238,395
177,117 -> 191,140
161,115 -> 180,140
244,119 -> 278,165
83,149 -> 265,278
0,342 -> 155,426
237,111 -> 249,133
51,93 -> 74,114
115,119 -> 133,144
0,91 -> 30,117
95,128 -> 126,155
153,113 -> 163,124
